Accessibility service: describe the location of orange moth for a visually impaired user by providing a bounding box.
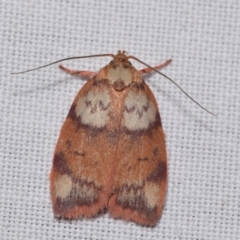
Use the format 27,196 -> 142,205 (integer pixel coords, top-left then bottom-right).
11,50 -> 215,226
49,51 -> 170,226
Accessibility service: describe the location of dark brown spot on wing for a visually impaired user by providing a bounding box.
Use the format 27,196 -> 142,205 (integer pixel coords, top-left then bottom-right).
74,151 -> 86,157
127,166 -> 132,172
65,140 -> 71,149
106,129 -> 119,143
153,147 -> 159,156
138,157 -> 149,161
53,152 -> 72,175
147,161 -> 167,183
154,113 -> 162,128
67,104 -> 77,122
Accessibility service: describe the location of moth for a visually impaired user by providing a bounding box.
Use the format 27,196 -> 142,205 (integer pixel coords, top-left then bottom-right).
12,50 -> 214,226
50,51 -> 169,226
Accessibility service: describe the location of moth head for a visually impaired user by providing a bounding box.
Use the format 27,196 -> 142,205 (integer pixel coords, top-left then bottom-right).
105,51 -> 141,91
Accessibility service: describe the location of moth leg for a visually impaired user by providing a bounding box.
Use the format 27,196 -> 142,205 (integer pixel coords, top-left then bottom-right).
138,59 -> 172,74
59,65 -> 97,77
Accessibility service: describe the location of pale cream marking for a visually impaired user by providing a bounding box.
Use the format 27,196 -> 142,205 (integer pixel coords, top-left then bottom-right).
124,91 -> 156,130
75,89 -> 110,128
117,188 -> 127,202
108,65 -> 132,86
76,183 -> 97,202
143,182 -> 160,209
54,174 -> 73,199
117,185 -> 142,204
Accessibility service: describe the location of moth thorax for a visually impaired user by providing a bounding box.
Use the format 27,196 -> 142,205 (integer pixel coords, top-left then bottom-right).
107,64 -> 133,91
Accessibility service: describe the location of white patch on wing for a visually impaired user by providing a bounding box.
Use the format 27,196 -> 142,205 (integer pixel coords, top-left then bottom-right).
124,91 -> 156,130
54,174 -> 73,199
75,89 -> 110,128
144,182 -> 160,209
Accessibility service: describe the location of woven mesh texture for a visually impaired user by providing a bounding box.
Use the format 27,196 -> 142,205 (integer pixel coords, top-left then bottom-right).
0,1 -> 239,239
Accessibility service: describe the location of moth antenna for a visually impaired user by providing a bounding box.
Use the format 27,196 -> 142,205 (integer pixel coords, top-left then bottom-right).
11,52 -> 216,116
128,55 -> 216,117
11,53 -> 114,74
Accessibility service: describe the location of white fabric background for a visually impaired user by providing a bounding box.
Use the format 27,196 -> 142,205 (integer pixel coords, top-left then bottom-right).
0,1 -> 239,239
